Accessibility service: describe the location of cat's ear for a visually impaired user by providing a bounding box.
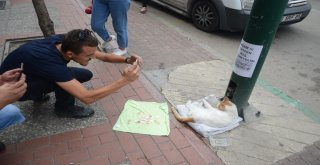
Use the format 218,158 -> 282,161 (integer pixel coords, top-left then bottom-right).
218,97 -> 231,110
222,97 -> 232,106
222,96 -> 229,102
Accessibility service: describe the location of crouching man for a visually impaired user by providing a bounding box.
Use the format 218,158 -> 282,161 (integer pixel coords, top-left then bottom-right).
0,29 -> 142,118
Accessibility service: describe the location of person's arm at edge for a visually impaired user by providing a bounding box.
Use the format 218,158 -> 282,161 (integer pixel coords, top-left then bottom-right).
0,68 -> 22,85
0,74 -> 27,109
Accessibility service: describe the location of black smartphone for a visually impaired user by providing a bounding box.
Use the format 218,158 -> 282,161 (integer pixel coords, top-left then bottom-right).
130,56 -> 140,66
130,56 -> 137,61
17,63 -> 23,81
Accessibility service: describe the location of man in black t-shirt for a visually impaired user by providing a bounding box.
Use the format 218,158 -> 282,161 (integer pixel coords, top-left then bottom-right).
0,29 -> 142,118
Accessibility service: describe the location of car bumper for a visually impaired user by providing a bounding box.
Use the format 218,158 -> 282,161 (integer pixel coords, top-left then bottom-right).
222,2 -> 311,32
281,2 -> 311,25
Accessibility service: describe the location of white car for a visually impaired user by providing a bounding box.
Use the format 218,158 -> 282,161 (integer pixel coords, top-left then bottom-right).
152,0 -> 312,32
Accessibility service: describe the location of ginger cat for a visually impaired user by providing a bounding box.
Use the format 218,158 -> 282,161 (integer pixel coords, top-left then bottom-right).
171,97 -> 238,128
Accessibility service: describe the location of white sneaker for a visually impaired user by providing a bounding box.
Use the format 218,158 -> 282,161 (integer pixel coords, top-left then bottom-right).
102,35 -> 116,52
140,7 -> 147,14
113,48 -> 127,56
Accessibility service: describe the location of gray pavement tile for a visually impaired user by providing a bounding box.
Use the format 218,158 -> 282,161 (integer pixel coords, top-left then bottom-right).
300,149 -> 318,163
286,158 -> 308,165
0,10 -> 9,35
7,20 -> 40,33
5,3 -> 63,34
274,158 -> 290,165
314,141 -> 320,149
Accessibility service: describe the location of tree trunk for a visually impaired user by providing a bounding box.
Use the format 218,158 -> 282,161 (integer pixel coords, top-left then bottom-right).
32,0 -> 55,37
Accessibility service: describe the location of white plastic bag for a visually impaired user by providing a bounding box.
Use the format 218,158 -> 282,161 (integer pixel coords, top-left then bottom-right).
176,95 -> 242,137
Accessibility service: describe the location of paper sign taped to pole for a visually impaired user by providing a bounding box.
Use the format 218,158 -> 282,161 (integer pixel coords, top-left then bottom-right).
233,39 -> 263,78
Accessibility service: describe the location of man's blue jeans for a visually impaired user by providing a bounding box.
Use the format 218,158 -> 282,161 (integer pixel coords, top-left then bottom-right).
91,0 -> 130,49
19,67 -> 93,110
0,104 -> 25,131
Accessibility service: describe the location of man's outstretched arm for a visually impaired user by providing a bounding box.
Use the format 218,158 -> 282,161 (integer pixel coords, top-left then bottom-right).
94,50 -> 143,65
56,61 -> 140,104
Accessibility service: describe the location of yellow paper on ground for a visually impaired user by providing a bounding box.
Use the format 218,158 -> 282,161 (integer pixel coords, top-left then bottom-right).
112,100 -> 170,136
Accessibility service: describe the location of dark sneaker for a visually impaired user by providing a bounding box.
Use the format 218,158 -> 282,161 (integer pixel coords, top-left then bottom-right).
54,105 -> 95,118
33,94 -> 50,103
0,142 -> 6,154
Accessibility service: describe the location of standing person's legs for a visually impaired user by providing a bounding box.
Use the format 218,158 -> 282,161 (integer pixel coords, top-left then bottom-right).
91,0 -> 111,42
109,0 -> 130,51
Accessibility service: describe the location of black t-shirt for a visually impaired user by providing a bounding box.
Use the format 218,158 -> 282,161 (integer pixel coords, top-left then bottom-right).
0,35 -> 74,82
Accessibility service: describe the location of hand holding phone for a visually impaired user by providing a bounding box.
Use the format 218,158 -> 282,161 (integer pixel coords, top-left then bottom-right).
127,55 -> 143,66
125,56 -> 137,65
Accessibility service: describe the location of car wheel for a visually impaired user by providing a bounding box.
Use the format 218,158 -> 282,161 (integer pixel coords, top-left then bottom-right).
191,1 -> 219,32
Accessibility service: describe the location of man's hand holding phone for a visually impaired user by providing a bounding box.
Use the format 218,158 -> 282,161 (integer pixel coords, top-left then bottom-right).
122,60 -> 140,82
125,55 -> 143,66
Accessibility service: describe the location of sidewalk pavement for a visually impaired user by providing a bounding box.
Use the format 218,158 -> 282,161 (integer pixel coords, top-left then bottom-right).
0,0 -> 319,165
162,61 -> 320,165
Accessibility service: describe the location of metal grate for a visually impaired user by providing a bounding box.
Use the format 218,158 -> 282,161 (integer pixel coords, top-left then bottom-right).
0,1 -> 6,10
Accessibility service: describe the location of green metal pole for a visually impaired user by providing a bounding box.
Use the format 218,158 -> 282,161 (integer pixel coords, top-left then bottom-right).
224,0 -> 289,118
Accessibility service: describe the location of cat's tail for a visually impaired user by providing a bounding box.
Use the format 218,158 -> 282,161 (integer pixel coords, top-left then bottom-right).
170,106 -> 194,123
